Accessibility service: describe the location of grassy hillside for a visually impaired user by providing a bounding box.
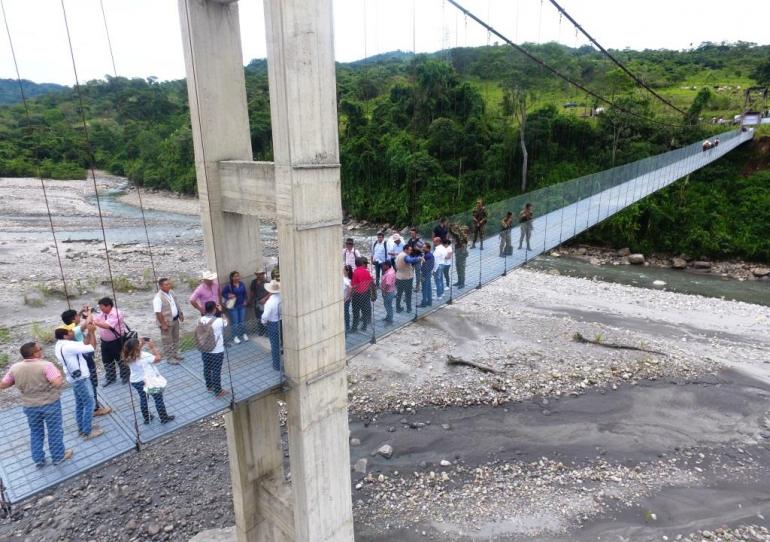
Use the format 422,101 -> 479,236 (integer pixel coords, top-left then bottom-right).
1,41 -> 769,261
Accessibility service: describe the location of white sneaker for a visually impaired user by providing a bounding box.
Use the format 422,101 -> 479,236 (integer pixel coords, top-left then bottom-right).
233,336 -> 241,344
242,334 -> 249,342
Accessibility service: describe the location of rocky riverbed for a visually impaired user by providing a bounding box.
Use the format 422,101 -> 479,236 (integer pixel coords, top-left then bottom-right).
557,244 -> 770,282
2,176 -> 770,541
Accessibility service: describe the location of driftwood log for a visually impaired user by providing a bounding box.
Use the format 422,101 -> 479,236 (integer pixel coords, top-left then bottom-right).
572,332 -> 667,356
446,355 -> 499,374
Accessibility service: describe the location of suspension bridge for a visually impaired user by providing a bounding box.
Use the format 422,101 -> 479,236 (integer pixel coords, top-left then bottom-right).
0,0 -> 762,538
0,125 -> 753,506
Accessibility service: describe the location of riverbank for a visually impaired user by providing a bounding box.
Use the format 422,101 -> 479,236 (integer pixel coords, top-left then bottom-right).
117,186 -> 200,216
555,243 -> 770,282
2,267 -> 769,541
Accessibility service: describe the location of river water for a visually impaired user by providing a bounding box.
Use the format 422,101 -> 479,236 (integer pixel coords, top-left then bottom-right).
36,186 -> 769,308
529,255 -> 770,306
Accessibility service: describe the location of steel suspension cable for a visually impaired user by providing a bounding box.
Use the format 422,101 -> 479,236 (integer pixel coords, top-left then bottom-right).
446,0 -> 695,130
98,0 -> 158,288
1,0 -> 71,309
545,0 -> 689,117
59,0 -> 142,445
181,0 -> 237,408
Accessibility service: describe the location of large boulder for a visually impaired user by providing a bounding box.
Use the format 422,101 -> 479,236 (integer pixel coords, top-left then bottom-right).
693,261 -> 712,270
628,254 -> 645,265
616,247 -> 631,257
751,267 -> 770,278
671,258 -> 687,269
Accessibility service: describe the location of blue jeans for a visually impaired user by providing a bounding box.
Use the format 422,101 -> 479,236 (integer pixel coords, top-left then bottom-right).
421,276 -> 433,306
266,320 -> 282,371
23,400 -> 65,465
228,305 -> 246,338
382,291 -> 394,322
131,381 -> 169,422
433,267 -> 444,298
344,299 -> 351,330
202,351 -> 224,394
72,378 -> 94,435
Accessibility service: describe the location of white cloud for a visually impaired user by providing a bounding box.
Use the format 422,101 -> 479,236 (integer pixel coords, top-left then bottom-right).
0,0 -> 768,85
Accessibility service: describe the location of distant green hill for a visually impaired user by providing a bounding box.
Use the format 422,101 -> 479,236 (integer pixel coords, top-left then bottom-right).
0,78 -> 67,105
0,42 -> 768,261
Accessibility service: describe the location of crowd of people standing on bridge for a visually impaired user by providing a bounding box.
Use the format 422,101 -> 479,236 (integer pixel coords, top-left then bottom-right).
1,269 -> 283,468
343,201 -> 535,330
1,200 -> 535,469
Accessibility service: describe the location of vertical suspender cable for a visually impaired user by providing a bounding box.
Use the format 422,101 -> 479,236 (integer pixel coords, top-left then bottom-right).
99,0 -> 158,289
1,0 -> 71,310
59,0 -> 142,446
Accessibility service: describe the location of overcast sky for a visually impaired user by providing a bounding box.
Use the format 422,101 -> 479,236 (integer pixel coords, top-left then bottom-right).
1,0 -> 768,85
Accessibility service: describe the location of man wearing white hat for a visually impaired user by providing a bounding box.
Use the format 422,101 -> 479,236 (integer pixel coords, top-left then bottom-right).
261,280 -> 282,371
189,271 -> 220,316
386,232 -> 404,268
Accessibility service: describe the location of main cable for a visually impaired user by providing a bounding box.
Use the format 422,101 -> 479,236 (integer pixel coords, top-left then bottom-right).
445,0 -> 694,130
545,0 -> 689,117
1,0 -> 71,309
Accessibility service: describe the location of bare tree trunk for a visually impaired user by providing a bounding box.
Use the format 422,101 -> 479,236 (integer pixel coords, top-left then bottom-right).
519,118 -> 528,193
517,101 -> 529,193
457,157 -> 463,200
611,122 -> 619,167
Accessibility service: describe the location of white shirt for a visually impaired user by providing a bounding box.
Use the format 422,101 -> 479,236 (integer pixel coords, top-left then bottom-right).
153,290 -> 179,318
343,277 -> 352,302
371,240 -> 387,263
200,314 -> 228,354
54,340 -> 93,383
262,293 -> 282,323
444,244 -> 453,264
433,244 -> 448,267
387,239 -> 404,258
342,248 -> 361,268
129,351 -> 157,384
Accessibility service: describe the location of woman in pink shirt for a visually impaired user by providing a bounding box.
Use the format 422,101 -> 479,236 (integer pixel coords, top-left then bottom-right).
379,261 -> 396,324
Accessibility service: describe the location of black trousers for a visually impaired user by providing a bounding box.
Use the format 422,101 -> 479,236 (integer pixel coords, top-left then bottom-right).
83,352 -> 101,409
396,278 -> 413,312
351,291 -> 371,331
101,339 -> 129,384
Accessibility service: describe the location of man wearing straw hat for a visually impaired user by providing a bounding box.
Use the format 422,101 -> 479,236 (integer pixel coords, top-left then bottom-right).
189,270 -> 220,316
261,280 -> 282,371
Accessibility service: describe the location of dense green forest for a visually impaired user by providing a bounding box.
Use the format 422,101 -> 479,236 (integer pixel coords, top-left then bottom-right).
0,78 -> 67,105
0,42 -> 768,260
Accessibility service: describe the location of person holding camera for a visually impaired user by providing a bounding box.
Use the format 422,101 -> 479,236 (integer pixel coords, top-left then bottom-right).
54,328 -> 104,440
60,307 -> 111,417
92,297 -> 130,386
121,337 -> 175,425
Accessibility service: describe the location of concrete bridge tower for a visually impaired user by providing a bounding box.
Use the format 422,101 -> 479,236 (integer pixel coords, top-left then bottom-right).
177,0 -> 354,540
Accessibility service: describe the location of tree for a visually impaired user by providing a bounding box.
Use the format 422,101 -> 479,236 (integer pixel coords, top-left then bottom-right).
751,59 -> 770,86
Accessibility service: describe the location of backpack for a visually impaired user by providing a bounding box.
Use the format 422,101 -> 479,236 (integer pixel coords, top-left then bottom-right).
195,317 -> 218,352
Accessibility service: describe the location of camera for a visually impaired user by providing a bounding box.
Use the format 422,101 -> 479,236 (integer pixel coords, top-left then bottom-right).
142,336 -> 151,343
71,369 -> 82,379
